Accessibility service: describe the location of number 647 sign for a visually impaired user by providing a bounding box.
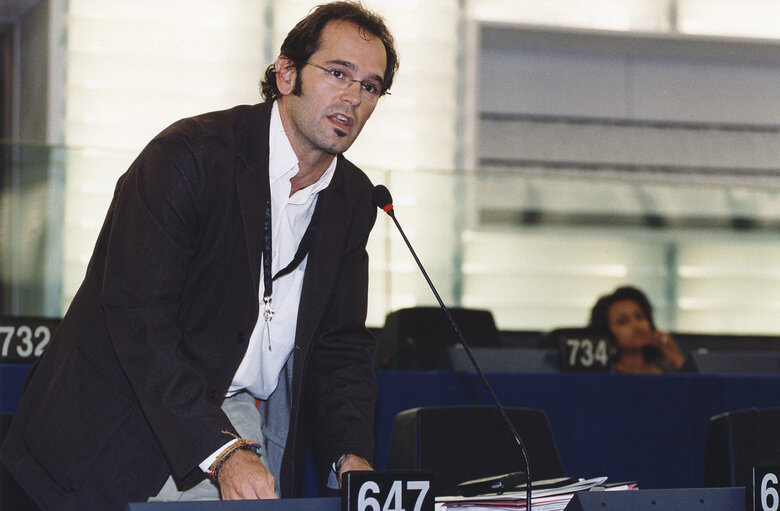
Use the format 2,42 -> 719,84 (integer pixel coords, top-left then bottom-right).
343,471 -> 434,511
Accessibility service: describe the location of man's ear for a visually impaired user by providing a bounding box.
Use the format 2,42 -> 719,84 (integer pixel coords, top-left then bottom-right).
275,57 -> 296,96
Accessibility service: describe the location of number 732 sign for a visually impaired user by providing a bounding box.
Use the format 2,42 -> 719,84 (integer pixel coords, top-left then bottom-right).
0,318 -> 59,362
343,471 -> 434,511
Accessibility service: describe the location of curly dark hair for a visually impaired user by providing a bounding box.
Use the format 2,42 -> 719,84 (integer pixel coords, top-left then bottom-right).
260,1 -> 399,101
588,286 -> 657,340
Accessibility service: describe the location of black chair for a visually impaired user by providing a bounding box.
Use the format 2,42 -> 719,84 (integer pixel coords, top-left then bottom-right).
0,414 -> 39,510
387,406 -> 565,496
376,307 -> 502,370
704,407 -> 780,487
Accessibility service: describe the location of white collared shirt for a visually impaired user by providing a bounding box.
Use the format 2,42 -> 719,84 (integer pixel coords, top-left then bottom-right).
201,102 -> 336,473
228,101 -> 336,398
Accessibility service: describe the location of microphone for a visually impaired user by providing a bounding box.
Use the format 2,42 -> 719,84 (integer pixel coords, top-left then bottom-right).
372,184 -> 533,504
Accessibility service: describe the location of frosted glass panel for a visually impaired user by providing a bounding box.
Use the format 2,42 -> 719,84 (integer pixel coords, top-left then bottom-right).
65,2 -> 265,151
365,167 -> 780,335
7,144 -> 780,338
677,0 -> 780,39
459,230 -> 672,330
677,241 -> 780,333
470,0 -> 669,32
34,0 -> 780,340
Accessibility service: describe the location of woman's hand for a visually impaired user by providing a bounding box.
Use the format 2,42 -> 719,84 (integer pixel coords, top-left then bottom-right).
648,331 -> 686,370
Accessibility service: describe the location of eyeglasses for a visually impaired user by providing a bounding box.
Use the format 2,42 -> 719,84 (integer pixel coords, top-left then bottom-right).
304,61 -> 388,102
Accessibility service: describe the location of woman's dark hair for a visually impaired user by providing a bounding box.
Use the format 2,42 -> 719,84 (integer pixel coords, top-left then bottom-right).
588,286 -> 657,339
260,1 -> 399,101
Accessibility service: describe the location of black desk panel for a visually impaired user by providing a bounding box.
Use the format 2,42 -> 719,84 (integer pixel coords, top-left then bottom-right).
125,488 -> 746,511
373,371 -> 780,492
3,365 -> 779,497
127,497 -> 340,510
565,487 -> 744,511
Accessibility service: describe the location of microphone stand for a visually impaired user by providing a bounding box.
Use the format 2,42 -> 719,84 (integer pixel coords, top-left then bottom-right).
377,189 -> 533,507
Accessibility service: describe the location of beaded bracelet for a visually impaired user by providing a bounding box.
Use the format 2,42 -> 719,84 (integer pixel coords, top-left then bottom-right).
208,431 -> 262,481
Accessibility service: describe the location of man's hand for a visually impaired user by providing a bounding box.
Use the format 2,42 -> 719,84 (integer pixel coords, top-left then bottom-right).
338,454 -> 373,488
217,448 -> 278,500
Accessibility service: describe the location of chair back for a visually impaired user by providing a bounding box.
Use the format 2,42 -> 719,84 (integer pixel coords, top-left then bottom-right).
387,406 -> 564,496
376,307 -> 501,370
704,407 -> 780,487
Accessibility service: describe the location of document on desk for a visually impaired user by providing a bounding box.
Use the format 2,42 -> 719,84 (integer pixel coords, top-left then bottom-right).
435,477 -> 637,511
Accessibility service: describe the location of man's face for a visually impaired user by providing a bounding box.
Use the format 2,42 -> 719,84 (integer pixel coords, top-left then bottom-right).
276,19 -> 387,159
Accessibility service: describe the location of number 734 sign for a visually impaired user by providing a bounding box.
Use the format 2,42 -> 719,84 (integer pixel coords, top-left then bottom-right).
558,333 -> 612,372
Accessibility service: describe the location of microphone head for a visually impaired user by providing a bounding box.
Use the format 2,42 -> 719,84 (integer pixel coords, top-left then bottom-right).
372,184 -> 394,213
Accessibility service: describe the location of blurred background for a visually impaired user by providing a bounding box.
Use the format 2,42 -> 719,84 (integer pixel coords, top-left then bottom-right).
3,0 -> 780,335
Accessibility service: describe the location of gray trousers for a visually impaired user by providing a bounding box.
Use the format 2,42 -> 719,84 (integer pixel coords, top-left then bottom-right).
148,391 -> 276,501
149,355 -> 294,501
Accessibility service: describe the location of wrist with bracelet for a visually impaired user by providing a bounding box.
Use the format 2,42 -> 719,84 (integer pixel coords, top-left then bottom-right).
208,431 -> 262,481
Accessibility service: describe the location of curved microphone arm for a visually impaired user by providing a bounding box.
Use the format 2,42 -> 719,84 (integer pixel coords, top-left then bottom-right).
372,184 -> 533,506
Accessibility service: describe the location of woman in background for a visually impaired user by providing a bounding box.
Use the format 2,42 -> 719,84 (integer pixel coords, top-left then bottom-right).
589,286 -> 695,373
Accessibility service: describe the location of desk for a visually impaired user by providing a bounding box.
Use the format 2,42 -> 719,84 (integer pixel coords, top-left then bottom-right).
125,488 -> 746,510
3,365 -> 779,496
373,371 -> 780,492
127,497 -> 340,510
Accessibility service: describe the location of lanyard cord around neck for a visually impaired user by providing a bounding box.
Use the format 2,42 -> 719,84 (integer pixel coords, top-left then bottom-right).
262,193 -> 324,322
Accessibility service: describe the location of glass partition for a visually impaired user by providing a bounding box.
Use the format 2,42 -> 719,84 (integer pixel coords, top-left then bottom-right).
3,142 -> 780,337
367,166 -> 780,334
1,144 -> 66,316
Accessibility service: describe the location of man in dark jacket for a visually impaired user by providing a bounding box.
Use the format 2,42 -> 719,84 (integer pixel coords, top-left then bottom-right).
0,2 -> 399,509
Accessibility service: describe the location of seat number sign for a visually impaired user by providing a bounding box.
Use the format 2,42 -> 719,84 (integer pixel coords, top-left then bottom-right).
559,334 -> 611,371
343,471 -> 434,511
0,318 -> 59,362
752,466 -> 780,511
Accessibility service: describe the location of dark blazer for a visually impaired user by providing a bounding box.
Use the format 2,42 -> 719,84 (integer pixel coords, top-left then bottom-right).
0,102 -> 378,510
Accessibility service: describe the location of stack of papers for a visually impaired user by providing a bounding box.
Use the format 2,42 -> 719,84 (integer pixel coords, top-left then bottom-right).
435,477 -> 637,511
